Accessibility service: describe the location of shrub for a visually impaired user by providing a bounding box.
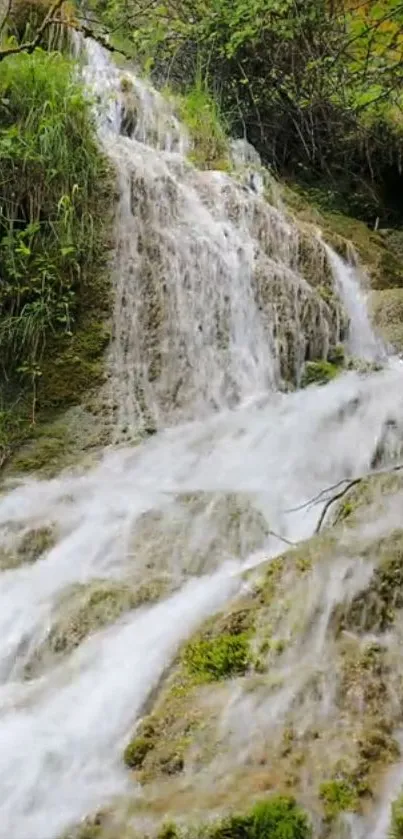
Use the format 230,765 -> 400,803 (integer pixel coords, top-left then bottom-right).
319,779 -> 359,821
183,633 -> 250,682
210,797 -> 311,839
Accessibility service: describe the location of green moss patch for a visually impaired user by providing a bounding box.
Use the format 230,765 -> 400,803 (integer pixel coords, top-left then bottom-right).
183,633 -> 251,683
300,360 -> 340,388
319,779 -> 359,821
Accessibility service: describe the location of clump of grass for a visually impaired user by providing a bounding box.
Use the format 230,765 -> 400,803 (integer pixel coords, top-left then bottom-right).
183,633 -> 250,682
174,79 -> 230,170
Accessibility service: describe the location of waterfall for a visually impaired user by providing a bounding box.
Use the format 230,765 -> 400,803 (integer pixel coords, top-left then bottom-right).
82,40 -> 353,436
1,39 -> 403,839
324,243 -> 386,362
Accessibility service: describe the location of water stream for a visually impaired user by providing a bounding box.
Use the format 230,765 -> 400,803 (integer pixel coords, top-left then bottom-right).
0,39 -> 402,839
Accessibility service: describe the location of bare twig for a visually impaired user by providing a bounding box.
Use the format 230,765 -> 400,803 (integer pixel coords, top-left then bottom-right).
315,477 -> 362,533
314,462 -> 403,534
268,529 -> 296,547
285,477 -> 353,513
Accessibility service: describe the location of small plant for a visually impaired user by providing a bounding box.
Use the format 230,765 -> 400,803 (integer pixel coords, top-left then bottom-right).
389,791 -> 403,838
183,633 -> 250,682
300,360 -> 339,388
319,779 -> 359,821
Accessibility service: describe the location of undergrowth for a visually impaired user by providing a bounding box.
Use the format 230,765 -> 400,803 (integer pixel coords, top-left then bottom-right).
159,797 -> 312,839
172,79 -> 230,170
0,48 -> 112,465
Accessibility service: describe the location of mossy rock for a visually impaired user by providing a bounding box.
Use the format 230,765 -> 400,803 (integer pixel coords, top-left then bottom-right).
39,319 -> 111,411
123,702 -> 197,781
124,736 -> 154,769
338,641 -> 388,715
8,405 -> 111,477
25,578 -> 165,677
283,184 -> 403,291
0,524 -> 55,571
371,288 -> 403,351
333,471 -> 403,527
334,529 -> 403,633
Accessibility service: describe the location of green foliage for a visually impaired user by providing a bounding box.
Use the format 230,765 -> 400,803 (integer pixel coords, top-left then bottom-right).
173,80 -> 230,170
300,360 -> 339,388
208,796 -> 311,839
0,48 -> 111,462
319,779 -> 359,821
0,49 -> 106,370
100,0 -> 403,226
390,792 -> 403,838
183,633 -> 250,681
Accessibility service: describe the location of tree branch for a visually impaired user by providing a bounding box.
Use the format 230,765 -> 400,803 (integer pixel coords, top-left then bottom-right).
313,462 -> 403,534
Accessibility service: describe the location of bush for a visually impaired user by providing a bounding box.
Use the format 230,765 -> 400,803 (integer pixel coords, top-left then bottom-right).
183,633 -> 250,682
209,797 -> 311,839
319,780 -> 359,821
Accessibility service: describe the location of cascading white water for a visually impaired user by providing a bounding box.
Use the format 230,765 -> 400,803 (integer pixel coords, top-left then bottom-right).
325,243 -> 386,362
1,38 -> 403,839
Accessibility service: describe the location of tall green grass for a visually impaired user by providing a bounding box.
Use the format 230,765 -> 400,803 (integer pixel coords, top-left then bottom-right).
0,49 -> 110,406
171,78 -> 230,170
